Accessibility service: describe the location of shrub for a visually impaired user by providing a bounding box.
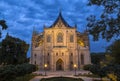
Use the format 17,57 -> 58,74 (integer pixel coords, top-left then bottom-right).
105,64 -> 120,81
0,64 -> 36,81
13,74 -> 36,81
83,64 -> 93,70
83,64 -> 106,78
0,65 -> 17,81
15,63 -> 36,76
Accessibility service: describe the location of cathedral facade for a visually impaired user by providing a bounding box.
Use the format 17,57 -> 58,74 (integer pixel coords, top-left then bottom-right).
30,12 -> 91,71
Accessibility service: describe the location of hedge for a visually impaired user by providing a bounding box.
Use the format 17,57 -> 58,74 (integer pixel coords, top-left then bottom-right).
0,63 -> 36,81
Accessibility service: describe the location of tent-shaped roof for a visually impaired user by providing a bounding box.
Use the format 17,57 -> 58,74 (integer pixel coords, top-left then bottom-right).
49,12 -> 72,28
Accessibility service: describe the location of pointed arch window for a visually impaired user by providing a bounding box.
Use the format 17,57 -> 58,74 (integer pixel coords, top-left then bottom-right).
48,53 -> 49,56
70,35 -> 74,42
56,53 -> 58,56
34,54 -> 36,58
47,35 -> 51,42
81,54 -> 84,65
71,53 -> 73,56
62,52 -> 64,56
34,61 -> 36,64
57,33 -> 63,42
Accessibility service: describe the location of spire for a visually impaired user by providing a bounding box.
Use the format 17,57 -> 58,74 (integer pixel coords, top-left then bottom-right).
85,26 -> 89,34
75,24 -> 77,28
59,9 -> 62,19
32,26 -> 35,34
56,10 -> 63,21
49,11 -> 72,28
43,24 -> 46,28
32,26 -> 38,36
32,27 -> 34,36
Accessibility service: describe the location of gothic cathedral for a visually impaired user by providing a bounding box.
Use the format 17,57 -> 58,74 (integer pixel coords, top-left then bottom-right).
30,12 -> 91,71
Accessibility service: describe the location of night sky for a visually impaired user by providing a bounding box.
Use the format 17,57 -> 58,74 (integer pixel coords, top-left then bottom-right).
0,0 -> 113,57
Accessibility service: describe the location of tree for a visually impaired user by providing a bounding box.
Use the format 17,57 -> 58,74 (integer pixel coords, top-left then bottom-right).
103,64 -> 120,81
84,64 -> 106,79
87,0 -> 120,41
0,20 -> 8,38
91,52 -> 105,65
0,42 -> 1,64
106,40 -> 120,80
0,34 -> 29,65
107,39 -> 120,64
0,65 -> 17,81
0,19 -> 8,63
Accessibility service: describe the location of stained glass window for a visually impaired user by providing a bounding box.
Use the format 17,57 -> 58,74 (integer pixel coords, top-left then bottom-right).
62,53 -> 64,56
34,54 -> 36,57
56,53 -> 58,56
70,35 -> 74,42
57,33 -> 63,42
48,53 -> 49,56
71,53 -> 73,56
47,35 -> 51,42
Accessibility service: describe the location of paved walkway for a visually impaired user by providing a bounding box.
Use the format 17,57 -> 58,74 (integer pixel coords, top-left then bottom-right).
30,71 -> 100,81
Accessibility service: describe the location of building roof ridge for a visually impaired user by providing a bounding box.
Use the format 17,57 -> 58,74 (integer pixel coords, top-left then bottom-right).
49,12 -> 72,28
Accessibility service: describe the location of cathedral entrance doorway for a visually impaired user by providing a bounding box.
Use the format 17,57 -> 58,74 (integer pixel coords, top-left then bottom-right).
56,59 -> 64,71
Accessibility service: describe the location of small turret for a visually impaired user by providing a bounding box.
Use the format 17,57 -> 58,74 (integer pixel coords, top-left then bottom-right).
75,24 -> 77,28
32,26 -> 38,36
43,24 -> 46,29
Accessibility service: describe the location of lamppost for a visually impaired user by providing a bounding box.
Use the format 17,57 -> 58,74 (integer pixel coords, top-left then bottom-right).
44,64 -> 47,76
74,64 -> 77,76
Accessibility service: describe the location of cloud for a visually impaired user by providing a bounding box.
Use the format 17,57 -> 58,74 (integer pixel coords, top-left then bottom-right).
0,0 -> 110,53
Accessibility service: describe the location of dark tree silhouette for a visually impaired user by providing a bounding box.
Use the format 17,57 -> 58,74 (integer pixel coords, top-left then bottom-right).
87,0 -> 120,41
107,39 -> 120,64
0,20 -> 8,38
0,34 -> 29,65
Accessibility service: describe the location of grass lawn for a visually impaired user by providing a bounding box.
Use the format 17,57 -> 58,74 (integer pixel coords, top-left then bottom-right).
78,74 -> 100,78
12,74 -> 36,81
40,77 -> 84,81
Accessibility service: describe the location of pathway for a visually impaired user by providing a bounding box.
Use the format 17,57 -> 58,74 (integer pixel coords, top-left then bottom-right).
30,71 -> 100,81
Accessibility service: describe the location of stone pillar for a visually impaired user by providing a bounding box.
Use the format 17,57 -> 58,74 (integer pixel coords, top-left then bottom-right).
76,49 -> 78,69
65,51 -> 69,71
51,52 -> 54,71
53,52 -> 56,71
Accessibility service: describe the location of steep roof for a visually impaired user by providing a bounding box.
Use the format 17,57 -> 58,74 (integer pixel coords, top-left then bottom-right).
49,12 -> 72,28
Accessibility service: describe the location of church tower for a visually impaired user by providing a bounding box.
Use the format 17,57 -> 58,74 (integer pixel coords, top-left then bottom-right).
30,12 -> 91,71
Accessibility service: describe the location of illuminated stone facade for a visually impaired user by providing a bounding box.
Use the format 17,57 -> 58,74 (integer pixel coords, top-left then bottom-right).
30,12 -> 91,71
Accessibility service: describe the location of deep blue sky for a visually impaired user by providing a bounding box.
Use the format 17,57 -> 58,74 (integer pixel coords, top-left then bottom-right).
0,0 -> 113,56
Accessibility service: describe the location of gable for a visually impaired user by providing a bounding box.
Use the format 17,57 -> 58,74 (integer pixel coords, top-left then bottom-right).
49,12 -> 72,28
